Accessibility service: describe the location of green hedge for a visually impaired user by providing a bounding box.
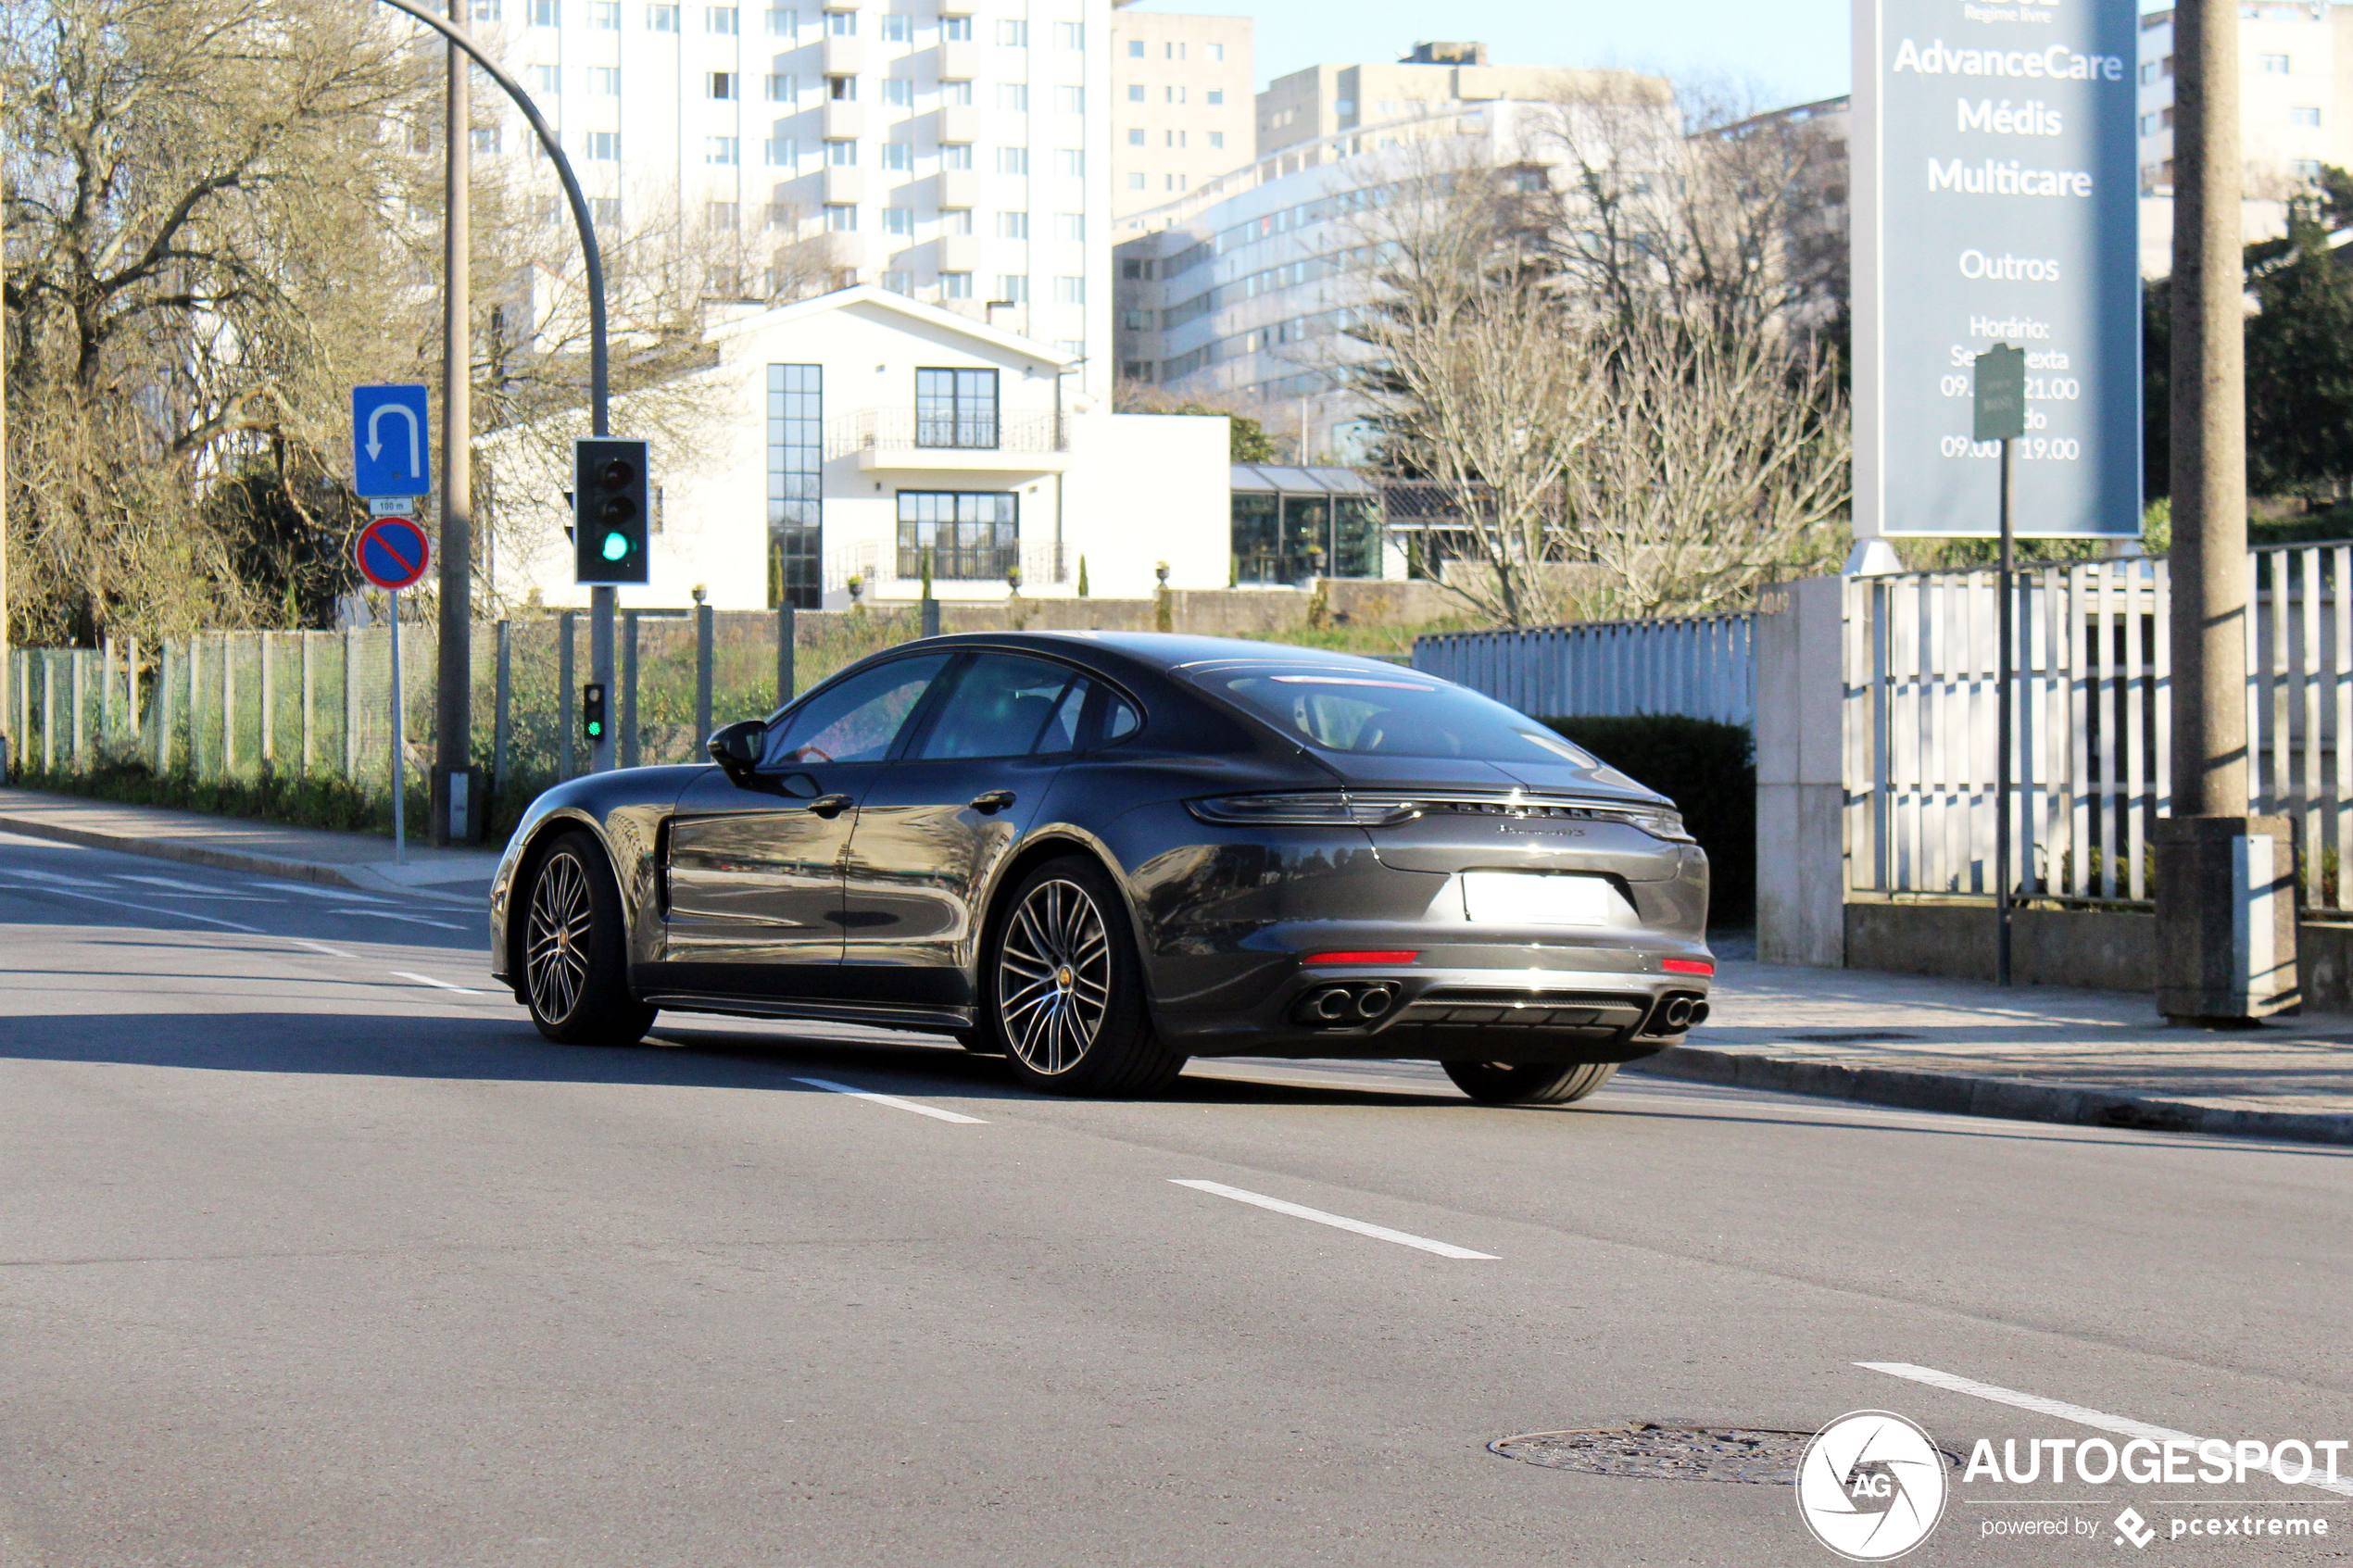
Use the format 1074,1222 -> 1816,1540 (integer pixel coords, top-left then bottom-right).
1542,714 -> 1755,927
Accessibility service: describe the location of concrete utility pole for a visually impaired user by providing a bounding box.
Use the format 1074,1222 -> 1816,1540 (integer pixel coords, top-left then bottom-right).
2158,0 -> 2297,1022
432,0 -> 475,842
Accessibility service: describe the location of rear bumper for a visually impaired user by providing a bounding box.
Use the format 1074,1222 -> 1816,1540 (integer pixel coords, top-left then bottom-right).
1152,961 -> 1710,1063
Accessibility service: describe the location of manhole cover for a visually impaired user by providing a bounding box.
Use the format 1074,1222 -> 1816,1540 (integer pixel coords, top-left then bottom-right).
1489,1424 -> 1818,1485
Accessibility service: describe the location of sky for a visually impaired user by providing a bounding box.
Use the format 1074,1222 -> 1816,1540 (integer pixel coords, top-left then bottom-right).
1122,0 -> 1856,110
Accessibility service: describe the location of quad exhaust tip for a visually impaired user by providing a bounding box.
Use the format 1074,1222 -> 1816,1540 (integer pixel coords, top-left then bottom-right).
1662,997 -> 1694,1030
1298,982 -> 1401,1028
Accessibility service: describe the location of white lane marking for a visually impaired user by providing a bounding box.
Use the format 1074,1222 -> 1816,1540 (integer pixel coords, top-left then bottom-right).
338,909 -> 463,930
790,1077 -> 988,1124
0,879 -> 263,933
1170,1179 -> 1498,1260
116,874 -> 241,894
391,971 -> 485,996
263,883 -> 395,905
287,938 -> 357,960
8,868 -> 115,888
1858,1362 -> 2353,1499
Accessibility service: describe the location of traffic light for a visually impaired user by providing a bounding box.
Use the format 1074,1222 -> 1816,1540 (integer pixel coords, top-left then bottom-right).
582,683 -> 608,744
573,438 -> 650,584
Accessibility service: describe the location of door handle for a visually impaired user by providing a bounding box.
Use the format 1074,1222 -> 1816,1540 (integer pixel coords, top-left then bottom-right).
970,789 -> 1016,813
807,793 -> 854,819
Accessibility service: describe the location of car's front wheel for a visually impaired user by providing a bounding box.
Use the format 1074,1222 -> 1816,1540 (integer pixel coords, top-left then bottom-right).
988,856 -> 1187,1096
1442,1060 -> 1618,1106
522,830 -> 657,1047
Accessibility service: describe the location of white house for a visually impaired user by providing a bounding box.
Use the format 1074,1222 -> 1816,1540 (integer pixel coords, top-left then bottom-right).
494,284 -> 1230,609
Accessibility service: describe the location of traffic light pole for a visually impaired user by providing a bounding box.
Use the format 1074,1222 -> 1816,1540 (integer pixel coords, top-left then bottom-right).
370,0 -> 614,773
590,596 -> 615,772
432,0 -> 473,839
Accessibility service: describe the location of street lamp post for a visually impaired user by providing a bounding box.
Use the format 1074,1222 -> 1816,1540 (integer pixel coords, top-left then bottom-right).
433,0 -> 474,843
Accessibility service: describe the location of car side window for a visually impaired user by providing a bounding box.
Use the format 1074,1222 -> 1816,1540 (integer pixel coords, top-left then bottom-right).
762,654 -> 951,767
913,654 -> 1079,759
1035,678 -> 1089,755
1101,693 -> 1140,744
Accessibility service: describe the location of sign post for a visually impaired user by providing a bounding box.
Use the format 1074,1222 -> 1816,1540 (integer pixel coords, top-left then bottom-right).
1853,0 -> 2140,545
1975,343 -> 2027,985
355,510 -> 432,865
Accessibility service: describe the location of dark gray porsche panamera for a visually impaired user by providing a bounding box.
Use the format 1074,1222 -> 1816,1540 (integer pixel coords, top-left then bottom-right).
487,632 -> 1713,1104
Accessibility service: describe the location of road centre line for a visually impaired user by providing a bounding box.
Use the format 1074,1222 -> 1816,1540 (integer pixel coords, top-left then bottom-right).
0,878 -> 264,934
1858,1362 -> 2353,1499
791,1077 -> 988,1123
1170,1179 -> 1499,1260
391,971 -> 485,996
286,938 -> 357,960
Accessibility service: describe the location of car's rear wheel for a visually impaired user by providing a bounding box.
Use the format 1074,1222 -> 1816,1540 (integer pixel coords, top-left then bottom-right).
1442,1060 -> 1618,1106
988,857 -> 1187,1096
523,831 -> 657,1047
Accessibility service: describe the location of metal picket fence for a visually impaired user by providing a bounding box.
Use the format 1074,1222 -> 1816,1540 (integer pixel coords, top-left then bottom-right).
1413,614 -> 1755,725
1845,544 -> 2353,910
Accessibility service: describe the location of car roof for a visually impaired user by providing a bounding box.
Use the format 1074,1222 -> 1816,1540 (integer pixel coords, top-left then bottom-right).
896,630 -> 1416,676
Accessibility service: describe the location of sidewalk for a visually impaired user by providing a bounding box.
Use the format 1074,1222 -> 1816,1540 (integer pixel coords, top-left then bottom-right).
0,786 -> 501,903
1639,960 -> 2353,1147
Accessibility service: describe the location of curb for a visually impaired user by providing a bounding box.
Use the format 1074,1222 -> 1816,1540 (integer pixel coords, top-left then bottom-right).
1624,1044 -> 2353,1148
0,813 -> 487,908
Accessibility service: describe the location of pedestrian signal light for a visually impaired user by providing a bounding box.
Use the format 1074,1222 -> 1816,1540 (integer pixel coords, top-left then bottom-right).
573,438 -> 650,584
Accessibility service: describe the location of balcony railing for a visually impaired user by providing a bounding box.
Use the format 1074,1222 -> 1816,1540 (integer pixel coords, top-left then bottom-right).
829,408 -> 1068,459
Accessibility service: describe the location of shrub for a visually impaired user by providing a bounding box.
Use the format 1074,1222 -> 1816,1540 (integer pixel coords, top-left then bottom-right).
1542,714 -> 1755,927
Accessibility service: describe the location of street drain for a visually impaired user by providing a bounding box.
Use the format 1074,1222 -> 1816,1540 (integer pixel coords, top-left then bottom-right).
1489,1424 -> 1816,1485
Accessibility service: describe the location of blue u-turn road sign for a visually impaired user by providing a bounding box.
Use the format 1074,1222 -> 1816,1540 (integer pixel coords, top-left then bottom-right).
351,385 -> 433,498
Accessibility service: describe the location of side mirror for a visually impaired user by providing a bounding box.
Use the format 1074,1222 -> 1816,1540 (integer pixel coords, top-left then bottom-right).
706,719 -> 763,783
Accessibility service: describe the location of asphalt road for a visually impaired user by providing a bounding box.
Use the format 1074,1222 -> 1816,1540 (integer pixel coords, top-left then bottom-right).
5,826 -> 2352,1567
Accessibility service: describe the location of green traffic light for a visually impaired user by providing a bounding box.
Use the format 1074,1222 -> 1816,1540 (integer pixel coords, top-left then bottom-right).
601,531 -> 629,561
586,721 -> 603,737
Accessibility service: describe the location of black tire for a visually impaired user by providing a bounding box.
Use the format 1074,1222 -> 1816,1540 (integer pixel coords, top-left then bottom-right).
985,856 -> 1188,1096
522,830 -> 658,1047
1442,1060 -> 1618,1106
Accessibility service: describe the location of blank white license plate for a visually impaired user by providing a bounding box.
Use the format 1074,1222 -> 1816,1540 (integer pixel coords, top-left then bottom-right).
1462,872 -> 1616,926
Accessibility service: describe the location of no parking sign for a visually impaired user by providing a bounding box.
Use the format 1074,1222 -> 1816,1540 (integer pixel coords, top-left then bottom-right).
355,515 -> 431,591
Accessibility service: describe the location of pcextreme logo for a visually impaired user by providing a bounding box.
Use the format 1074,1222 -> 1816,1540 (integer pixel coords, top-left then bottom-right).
1796,1411 -> 1953,1562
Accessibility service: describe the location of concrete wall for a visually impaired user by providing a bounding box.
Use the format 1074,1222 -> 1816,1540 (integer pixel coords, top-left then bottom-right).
1755,576 -> 1845,965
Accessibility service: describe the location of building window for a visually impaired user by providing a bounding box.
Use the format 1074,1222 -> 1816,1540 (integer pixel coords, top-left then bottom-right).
1122,360 -> 1151,381
1207,89 -> 1223,106
471,125 -> 503,154
647,2 -> 675,27
915,368 -> 1000,447
1164,172 -> 1184,190
1054,19 -> 1082,49
1000,82 -> 1028,111
590,195 -> 622,223
1121,307 -> 1149,329
708,136 -> 740,163
586,66 -> 619,94
942,271 -> 973,297
944,79 -> 972,105
1126,38 -> 1143,57
882,78 -> 912,106
998,146 -> 1029,175
766,199 -> 795,227
2292,105 -> 2322,127
2262,52 -> 2291,73
898,492 -> 1017,580
1126,127 -> 1145,145
709,200 -> 740,229
998,210 -> 1028,238
828,74 -> 856,99
824,6 -> 852,32
2294,157 -> 2323,178
1055,147 -> 1083,176
768,364 -> 823,610
765,133 -> 798,165
585,130 -> 620,159
472,0 -> 500,18
996,18 -> 1026,45
943,143 -> 973,169
1055,211 -> 1084,241
588,0 -> 619,24
883,206 -> 913,234
1164,129 -> 1185,147
708,5 -> 737,31
1208,131 -> 1224,149
1126,171 -> 1145,189
879,13 -> 910,42
882,270 -> 916,294
995,274 -> 1028,304
528,0 -> 557,22
1207,41 -> 1223,61
711,71 -> 736,98
766,71 -> 795,100
1054,275 -> 1083,305
826,137 -> 857,164
942,14 -> 969,40
824,203 -> 857,229
1055,85 -> 1084,114
765,6 -> 794,34
943,207 -> 973,232
1165,85 -> 1185,104
881,141 -> 912,169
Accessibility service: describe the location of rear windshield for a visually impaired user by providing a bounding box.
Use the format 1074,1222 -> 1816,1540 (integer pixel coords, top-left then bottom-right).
1198,668 -> 1602,766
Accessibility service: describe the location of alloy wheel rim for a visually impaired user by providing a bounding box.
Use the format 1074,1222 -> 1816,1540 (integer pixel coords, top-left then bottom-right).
998,878 -> 1111,1075
526,851 -> 592,1022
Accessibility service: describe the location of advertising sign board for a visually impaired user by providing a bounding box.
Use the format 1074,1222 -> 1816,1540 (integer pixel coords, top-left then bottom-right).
1853,0 -> 2141,537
